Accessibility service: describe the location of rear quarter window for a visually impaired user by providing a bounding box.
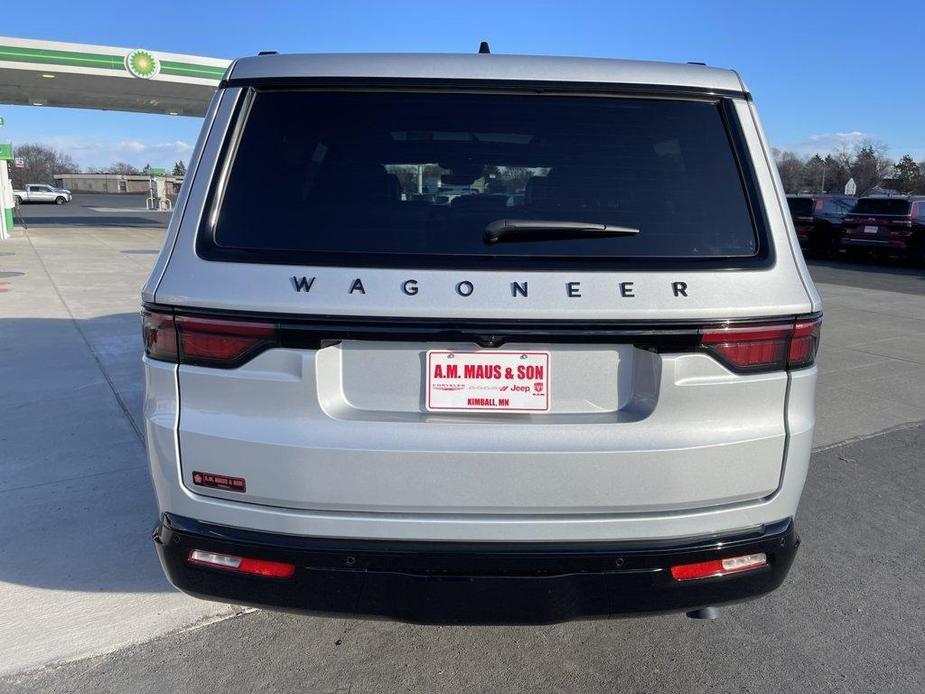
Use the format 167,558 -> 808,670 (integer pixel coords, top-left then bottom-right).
201,89 -> 768,268
787,198 -> 814,216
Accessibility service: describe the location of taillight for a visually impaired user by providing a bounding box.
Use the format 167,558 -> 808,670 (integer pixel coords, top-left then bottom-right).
701,316 -> 821,373
142,308 -> 178,362
176,315 -> 277,366
188,549 -> 295,579
788,319 -> 822,368
142,308 -> 278,368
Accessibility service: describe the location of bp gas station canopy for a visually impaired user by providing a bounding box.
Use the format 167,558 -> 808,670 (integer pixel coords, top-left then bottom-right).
0,36 -> 231,238
0,35 -> 230,116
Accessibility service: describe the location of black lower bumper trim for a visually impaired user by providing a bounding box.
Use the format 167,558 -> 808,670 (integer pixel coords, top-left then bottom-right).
154,514 -> 798,624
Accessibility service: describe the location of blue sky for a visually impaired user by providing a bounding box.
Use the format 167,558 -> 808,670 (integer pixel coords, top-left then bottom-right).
3,0 -> 923,169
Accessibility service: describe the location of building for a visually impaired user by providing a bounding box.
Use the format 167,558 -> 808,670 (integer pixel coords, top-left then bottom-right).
53,173 -> 184,197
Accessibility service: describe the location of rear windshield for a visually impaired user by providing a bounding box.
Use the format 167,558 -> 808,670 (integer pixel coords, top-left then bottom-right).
207,91 -> 761,266
787,197 -> 814,216
852,198 -> 911,216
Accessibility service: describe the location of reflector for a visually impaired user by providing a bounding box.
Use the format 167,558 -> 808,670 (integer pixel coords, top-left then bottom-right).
188,549 -> 296,579
670,552 -> 767,581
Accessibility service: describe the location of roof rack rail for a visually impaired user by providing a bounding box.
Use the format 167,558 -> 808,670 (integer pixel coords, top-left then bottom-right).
257,51 -> 278,56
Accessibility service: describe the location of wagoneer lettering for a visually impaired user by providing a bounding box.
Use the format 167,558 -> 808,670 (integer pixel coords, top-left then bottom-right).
290,275 -> 692,300
145,52 -> 820,623
291,275 -> 315,292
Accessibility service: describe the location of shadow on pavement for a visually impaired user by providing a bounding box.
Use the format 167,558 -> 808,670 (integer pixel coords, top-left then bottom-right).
0,313 -> 173,593
17,215 -> 168,228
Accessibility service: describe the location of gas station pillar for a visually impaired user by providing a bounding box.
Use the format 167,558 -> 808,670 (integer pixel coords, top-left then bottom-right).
0,144 -> 13,240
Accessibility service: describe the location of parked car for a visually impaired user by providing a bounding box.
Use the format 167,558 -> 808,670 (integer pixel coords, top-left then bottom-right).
841,196 -> 925,265
143,52 -> 820,623
786,194 -> 856,258
13,183 -> 72,205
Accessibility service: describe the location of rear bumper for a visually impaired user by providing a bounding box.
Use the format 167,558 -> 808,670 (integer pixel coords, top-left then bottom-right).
154,513 -> 799,624
842,236 -> 910,250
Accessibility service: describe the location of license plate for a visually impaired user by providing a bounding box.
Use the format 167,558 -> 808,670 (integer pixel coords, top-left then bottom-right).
426,351 -> 550,412
864,225 -> 879,234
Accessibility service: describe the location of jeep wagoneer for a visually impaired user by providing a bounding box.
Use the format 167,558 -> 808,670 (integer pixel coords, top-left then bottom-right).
144,52 -> 821,623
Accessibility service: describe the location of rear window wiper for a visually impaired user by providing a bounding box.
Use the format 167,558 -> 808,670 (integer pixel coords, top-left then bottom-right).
484,219 -> 640,244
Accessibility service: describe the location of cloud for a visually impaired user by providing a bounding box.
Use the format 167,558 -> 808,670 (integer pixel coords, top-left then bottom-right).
25,135 -> 193,170
779,131 -> 875,157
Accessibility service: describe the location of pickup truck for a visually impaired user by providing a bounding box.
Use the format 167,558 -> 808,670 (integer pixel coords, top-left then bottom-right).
13,184 -> 72,205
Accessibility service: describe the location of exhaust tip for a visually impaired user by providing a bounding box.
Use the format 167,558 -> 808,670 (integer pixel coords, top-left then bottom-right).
686,607 -> 721,620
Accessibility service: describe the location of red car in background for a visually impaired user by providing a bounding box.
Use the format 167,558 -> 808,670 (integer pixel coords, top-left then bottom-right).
842,196 -> 925,265
786,194 -> 856,258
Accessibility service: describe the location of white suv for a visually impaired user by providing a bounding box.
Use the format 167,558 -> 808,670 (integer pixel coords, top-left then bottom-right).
143,53 -> 820,623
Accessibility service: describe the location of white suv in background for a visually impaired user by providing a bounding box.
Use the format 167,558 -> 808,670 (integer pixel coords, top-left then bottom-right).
143,52 -> 820,623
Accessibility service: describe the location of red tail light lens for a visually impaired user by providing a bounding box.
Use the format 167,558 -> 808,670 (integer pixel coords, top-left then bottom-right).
142,308 -> 278,368
788,319 -> 822,368
176,315 -> 277,366
701,317 -> 820,373
142,308 -> 178,362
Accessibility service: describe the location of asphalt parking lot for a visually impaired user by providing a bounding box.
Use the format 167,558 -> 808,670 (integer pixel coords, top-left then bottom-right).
0,212 -> 923,693
14,193 -> 170,228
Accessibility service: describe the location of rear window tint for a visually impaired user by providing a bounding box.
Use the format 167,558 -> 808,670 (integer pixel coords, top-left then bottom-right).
787,198 -> 814,216
206,91 -> 761,266
852,198 -> 911,216
823,197 -> 856,215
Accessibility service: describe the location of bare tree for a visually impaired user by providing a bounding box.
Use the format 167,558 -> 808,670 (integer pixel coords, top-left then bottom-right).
106,161 -> 141,175
892,155 -> 925,194
772,149 -> 805,193
10,144 -> 79,189
850,140 -> 893,195
773,140 -> 895,195
802,154 -> 826,193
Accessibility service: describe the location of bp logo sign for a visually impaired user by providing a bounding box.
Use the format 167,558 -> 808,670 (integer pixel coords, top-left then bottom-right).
125,49 -> 160,79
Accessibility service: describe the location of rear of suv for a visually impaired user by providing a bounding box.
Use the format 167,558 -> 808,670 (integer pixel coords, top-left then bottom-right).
842,195 -> 925,264
143,53 -> 821,623
786,194 -> 856,258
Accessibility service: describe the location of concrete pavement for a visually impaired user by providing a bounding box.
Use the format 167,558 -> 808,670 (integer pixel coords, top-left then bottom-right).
6,422 -> 924,694
0,224 -> 923,691
0,225 -> 235,677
